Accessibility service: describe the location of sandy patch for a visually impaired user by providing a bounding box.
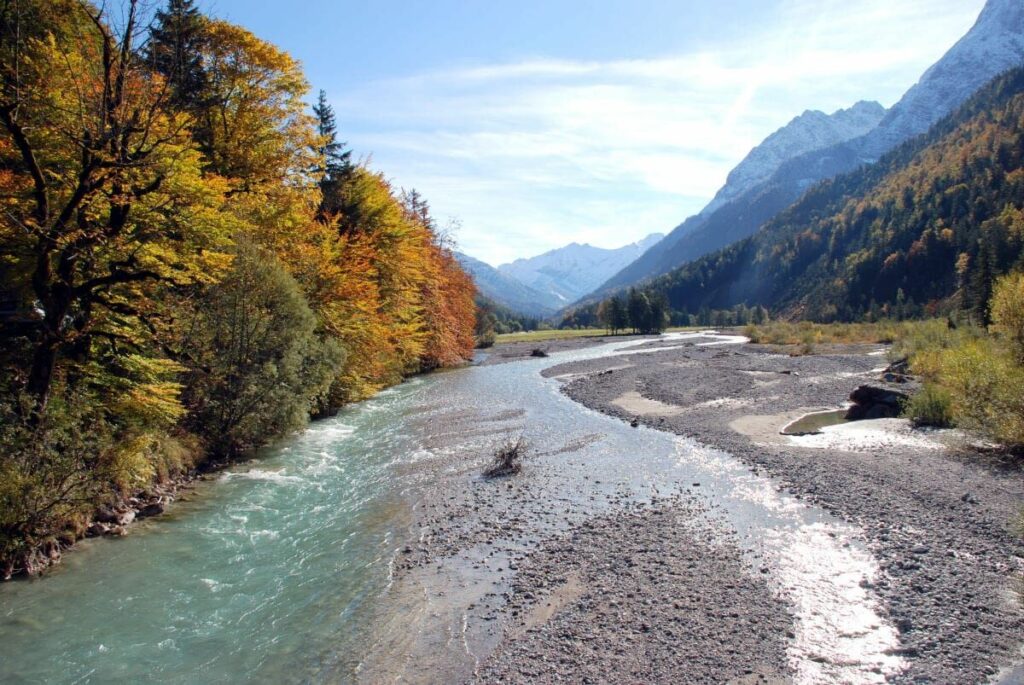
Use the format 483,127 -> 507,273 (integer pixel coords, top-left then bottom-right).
731,409 -> 834,446
611,391 -> 685,417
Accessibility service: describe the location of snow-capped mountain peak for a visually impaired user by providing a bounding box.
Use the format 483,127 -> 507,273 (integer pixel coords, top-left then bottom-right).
861,0 -> 1024,157
497,233 -> 664,309
701,100 -> 885,216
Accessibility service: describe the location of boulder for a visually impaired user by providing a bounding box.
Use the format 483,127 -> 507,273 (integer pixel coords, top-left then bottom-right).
94,506 -> 120,524
845,385 -> 909,421
86,522 -> 109,537
881,357 -> 912,383
137,502 -> 166,518
530,348 -> 549,358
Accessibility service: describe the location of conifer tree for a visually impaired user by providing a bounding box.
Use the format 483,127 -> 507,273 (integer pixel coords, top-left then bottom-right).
313,90 -> 354,221
147,0 -> 207,108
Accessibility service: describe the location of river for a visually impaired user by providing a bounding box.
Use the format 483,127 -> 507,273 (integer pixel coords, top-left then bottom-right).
0,333 -> 904,684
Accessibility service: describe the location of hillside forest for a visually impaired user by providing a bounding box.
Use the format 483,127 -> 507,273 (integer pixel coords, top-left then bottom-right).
581,68 -> 1024,329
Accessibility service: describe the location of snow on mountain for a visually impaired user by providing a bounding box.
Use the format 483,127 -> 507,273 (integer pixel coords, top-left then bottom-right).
701,101 -> 885,217
595,102 -> 885,293
497,233 -> 664,310
861,0 -> 1024,159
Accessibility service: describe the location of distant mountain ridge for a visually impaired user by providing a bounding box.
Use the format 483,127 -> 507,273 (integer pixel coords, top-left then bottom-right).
589,0 -> 1024,299
498,233 -> 663,310
455,252 -> 555,318
594,101 -> 886,294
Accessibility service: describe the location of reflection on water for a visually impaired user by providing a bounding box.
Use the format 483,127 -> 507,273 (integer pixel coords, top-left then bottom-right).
0,333 -> 902,684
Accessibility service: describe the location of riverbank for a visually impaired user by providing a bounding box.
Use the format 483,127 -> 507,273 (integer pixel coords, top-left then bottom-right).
540,336 -> 1024,683
372,332 -> 1023,683
4,332 -> 1020,683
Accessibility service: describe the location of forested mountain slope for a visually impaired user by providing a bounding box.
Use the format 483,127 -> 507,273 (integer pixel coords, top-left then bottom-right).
591,0 -> 1024,299
645,68 -> 1024,322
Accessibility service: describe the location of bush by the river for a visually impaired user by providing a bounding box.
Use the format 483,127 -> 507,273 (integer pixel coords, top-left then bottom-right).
900,274 -> 1024,453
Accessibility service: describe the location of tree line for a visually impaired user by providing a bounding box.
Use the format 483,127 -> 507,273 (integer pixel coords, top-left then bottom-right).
0,0 -> 476,575
591,289 -> 671,334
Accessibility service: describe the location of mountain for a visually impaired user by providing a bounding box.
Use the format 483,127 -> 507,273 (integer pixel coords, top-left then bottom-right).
592,0 -> 1024,298
497,233 -> 664,309
701,101 -> 886,217
859,0 -> 1024,159
637,67 -> 1024,322
594,102 -> 886,294
455,252 -> 555,318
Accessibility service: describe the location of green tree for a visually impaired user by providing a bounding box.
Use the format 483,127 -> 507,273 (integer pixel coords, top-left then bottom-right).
313,89 -> 354,221
648,293 -> 669,334
146,0 -> 208,110
181,241 -> 343,456
609,296 -> 628,334
627,289 -> 651,334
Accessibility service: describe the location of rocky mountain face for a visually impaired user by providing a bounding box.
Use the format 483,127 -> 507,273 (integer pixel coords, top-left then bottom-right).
454,252 -> 555,318
861,0 -> 1024,159
595,102 -> 885,294
498,233 -> 664,310
591,0 -> 1024,299
701,101 -> 885,217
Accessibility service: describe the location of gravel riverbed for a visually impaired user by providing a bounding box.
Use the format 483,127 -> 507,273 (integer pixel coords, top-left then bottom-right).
367,334 -> 1023,684
542,337 -> 1024,683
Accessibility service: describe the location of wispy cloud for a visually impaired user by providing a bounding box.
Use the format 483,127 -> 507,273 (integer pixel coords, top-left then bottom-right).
334,0 -> 985,266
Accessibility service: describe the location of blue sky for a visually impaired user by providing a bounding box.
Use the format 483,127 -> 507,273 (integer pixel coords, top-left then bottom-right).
199,0 -> 986,266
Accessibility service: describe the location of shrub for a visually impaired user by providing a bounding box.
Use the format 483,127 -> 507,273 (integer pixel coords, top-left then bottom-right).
938,340 -> 1024,449
182,240 -> 343,457
0,392 -> 120,572
990,272 -> 1024,364
905,384 -> 955,428
475,329 -> 496,349
483,437 -> 527,478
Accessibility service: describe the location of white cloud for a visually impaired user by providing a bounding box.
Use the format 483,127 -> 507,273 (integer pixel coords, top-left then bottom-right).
334,0 -> 985,266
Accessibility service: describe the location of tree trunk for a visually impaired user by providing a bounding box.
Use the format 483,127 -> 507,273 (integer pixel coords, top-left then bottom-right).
25,340 -> 58,417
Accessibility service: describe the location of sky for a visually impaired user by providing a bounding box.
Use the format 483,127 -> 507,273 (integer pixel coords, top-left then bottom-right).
198,0 -> 987,267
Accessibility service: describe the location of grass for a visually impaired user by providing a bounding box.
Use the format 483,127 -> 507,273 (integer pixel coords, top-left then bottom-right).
494,326 -> 696,345
743,320 -> 905,347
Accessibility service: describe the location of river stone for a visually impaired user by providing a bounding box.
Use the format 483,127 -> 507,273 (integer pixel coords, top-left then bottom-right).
845,385 -> 909,421
137,502 -> 165,518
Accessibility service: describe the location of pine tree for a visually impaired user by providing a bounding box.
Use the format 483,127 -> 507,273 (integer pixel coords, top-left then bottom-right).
313,90 -> 354,221
147,0 -> 207,109
609,296 -> 628,334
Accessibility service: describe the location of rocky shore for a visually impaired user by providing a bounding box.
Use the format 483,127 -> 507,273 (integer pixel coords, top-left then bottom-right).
540,336 -> 1024,683
381,333 -> 1023,684
2,471 -> 206,580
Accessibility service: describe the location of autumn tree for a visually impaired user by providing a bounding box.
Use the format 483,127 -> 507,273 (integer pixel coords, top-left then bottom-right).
0,0 -> 231,416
